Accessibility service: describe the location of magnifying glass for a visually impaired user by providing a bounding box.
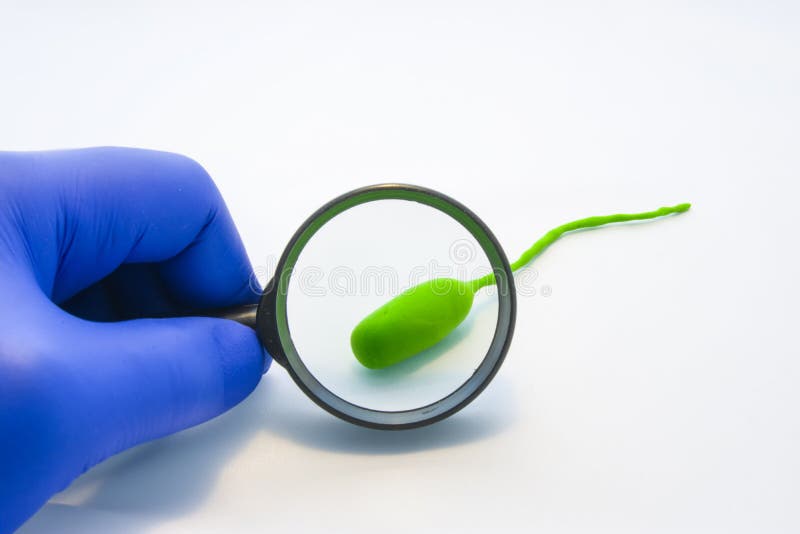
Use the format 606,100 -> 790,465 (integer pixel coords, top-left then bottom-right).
214,184 -> 516,430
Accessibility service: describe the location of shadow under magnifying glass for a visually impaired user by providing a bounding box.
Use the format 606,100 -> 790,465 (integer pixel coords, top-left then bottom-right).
22,289 -> 516,533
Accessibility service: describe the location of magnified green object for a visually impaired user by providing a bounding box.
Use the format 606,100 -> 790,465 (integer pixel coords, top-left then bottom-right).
351,203 -> 691,369
208,184 -> 690,429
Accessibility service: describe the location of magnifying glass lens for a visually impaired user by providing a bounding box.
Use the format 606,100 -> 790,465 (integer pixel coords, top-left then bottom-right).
285,199 -> 500,412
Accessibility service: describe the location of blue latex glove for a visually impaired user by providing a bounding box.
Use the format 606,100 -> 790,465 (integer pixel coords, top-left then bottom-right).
0,147 -> 269,533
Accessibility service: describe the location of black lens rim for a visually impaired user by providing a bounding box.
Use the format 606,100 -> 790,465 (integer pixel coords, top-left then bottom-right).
256,184 -> 516,430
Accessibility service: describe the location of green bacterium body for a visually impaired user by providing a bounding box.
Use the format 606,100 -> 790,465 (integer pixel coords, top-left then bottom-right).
350,203 -> 691,370
350,278 -> 474,369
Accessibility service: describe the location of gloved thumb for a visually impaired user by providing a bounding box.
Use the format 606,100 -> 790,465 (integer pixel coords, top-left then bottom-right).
58,314 -> 264,465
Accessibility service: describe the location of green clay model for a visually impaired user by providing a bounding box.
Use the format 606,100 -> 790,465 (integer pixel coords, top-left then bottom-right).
350,203 -> 691,369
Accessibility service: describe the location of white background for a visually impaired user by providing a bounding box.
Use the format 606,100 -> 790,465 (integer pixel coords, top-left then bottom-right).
2,1 -> 799,532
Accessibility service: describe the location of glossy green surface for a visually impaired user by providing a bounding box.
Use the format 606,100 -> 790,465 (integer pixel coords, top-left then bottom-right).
351,278 -> 474,369
352,202 -> 691,369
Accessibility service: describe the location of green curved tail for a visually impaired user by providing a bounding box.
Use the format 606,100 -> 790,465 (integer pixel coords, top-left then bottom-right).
470,203 -> 691,292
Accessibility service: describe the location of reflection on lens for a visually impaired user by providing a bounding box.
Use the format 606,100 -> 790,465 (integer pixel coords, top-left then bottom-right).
286,199 -> 499,412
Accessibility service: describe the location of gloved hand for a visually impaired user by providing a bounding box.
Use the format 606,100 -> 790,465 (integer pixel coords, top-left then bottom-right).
0,147 -> 269,533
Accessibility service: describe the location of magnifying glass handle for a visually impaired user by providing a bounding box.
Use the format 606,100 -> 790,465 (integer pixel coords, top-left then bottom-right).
196,278 -> 285,368
207,303 -> 259,330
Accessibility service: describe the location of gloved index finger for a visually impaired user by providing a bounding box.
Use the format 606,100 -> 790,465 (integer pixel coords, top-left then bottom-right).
5,147 -> 258,309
